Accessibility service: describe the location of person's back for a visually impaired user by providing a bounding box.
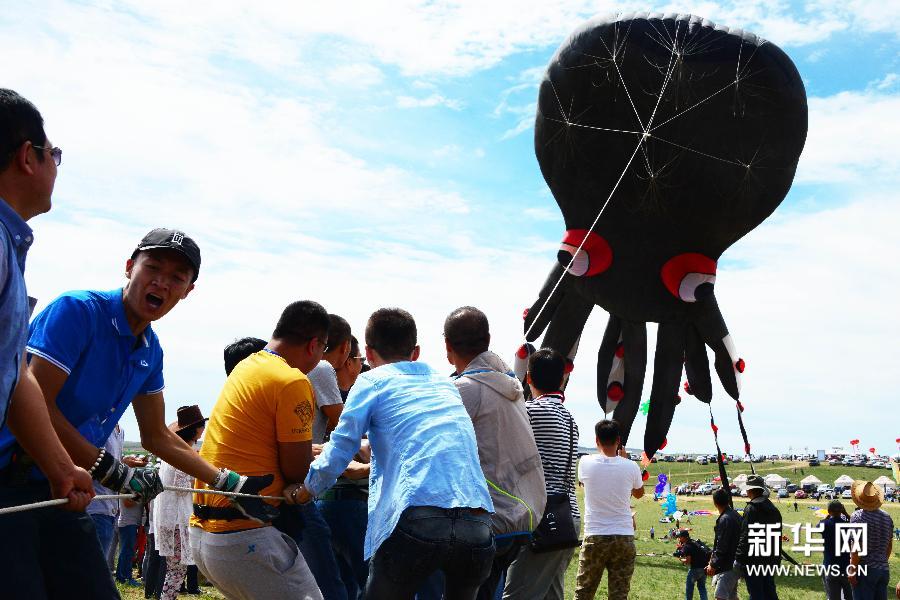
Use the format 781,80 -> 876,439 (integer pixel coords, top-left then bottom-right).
453,350 -> 546,537
580,453 -> 641,535
298,307 -> 495,600
573,419 -> 643,600
349,361 -> 489,541
848,481 -> 894,597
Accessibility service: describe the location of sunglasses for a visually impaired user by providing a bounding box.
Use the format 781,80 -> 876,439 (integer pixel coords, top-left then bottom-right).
32,144 -> 62,166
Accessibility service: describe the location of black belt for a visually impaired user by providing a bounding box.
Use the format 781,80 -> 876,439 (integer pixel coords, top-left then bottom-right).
193,503 -> 247,521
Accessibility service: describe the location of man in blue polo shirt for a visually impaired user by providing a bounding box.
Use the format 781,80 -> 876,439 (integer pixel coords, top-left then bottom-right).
0,227 -> 275,599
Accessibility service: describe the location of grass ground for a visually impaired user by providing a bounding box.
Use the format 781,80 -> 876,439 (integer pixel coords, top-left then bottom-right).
563,461 -> 899,599
116,461 -> 899,599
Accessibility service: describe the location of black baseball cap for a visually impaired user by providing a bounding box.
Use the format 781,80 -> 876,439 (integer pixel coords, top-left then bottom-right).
132,228 -> 201,281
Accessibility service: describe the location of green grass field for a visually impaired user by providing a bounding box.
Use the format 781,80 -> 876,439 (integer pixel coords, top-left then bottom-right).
116,461 -> 899,599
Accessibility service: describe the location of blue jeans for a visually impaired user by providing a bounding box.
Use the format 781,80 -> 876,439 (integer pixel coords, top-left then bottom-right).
291,501 -> 347,600
318,496 -> 369,599
852,565 -> 890,600
745,573 -> 779,600
115,524 -> 138,582
90,513 -> 116,558
686,567 -> 708,600
365,505 -> 495,600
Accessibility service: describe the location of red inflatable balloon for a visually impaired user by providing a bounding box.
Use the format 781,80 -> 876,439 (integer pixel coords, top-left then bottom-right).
869,447 -> 876,453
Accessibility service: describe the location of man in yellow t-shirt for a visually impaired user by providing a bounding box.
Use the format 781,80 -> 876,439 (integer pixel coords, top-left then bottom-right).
189,300 -> 329,600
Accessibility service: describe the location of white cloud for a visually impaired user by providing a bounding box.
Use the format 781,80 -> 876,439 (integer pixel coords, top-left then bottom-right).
396,93 -> 464,110
797,91 -> 900,184
326,63 -> 385,88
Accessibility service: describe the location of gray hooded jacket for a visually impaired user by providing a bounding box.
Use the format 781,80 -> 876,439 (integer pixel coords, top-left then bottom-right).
454,351 -> 546,538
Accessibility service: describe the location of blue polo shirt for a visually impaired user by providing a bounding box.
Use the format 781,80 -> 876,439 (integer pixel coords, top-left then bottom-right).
0,288 -> 164,471
0,197 -> 35,430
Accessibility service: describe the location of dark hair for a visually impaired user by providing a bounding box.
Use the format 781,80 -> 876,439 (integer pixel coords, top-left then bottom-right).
175,423 -> 204,443
594,419 -> 620,446
444,306 -> 490,358
712,487 -> 732,507
365,308 -> 417,361
325,314 -> 351,353
527,348 -> 565,392
0,89 -> 46,171
827,499 -> 849,519
224,337 -> 267,375
349,335 -> 359,359
273,301 -> 330,346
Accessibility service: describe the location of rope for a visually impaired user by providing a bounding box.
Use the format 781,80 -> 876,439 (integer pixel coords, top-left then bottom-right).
0,485 -> 286,516
0,494 -> 134,515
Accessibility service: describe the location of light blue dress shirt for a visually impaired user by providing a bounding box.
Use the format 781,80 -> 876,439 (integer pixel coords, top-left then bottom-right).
305,360 -> 493,559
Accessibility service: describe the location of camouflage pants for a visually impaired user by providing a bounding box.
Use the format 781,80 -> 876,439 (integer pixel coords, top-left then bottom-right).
574,535 -> 636,600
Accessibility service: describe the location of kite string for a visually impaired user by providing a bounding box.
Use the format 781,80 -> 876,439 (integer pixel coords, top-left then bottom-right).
523,23 -> 681,344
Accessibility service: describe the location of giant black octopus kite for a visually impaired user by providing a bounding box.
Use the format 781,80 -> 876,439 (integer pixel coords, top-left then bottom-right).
518,13 -> 807,462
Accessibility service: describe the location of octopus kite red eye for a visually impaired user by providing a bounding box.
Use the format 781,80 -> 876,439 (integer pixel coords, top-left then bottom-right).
558,229 -> 612,277
661,253 -> 717,302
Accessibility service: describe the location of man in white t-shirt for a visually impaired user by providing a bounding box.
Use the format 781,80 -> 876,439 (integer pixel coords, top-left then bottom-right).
574,419 -> 644,600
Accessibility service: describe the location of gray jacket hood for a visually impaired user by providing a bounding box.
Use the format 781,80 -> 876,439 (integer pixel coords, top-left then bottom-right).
460,352 -> 522,401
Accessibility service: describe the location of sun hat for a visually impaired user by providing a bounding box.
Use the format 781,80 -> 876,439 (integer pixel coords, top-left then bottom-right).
744,475 -> 769,496
850,480 -> 883,511
167,405 -> 207,434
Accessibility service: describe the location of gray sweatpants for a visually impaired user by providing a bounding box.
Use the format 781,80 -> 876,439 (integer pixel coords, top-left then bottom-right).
189,525 -> 322,600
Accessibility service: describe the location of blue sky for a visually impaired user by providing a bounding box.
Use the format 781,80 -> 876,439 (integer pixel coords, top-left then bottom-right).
1,1 -> 898,455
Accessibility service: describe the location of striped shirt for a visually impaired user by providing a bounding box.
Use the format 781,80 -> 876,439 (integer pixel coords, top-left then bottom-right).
850,508 -> 894,568
526,393 -> 580,519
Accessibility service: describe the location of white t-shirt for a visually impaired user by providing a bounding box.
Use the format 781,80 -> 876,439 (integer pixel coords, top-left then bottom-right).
307,360 -> 343,444
579,454 -> 643,536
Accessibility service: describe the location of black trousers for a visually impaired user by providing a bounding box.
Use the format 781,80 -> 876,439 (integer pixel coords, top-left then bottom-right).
0,482 -> 120,600
142,533 -> 167,599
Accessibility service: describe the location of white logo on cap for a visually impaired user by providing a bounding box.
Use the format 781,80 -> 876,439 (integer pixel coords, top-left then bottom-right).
171,232 -> 184,245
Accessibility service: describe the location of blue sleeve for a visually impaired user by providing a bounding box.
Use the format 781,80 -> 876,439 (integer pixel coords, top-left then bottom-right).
140,347 -> 164,395
26,294 -> 94,375
304,376 -> 377,496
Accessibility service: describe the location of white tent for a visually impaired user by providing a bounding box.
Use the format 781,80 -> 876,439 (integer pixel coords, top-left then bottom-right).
733,474 -> 749,484
873,476 -> 896,490
800,475 -> 822,486
834,475 -> 855,487
764,474 -> 788,488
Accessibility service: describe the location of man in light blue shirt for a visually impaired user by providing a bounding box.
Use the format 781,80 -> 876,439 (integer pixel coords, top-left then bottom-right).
286,307 -> 495,600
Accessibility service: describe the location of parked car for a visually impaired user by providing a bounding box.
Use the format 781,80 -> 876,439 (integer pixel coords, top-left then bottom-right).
777,488 -> 789,498
794,490 -> 807,499
828,459 -> 841,466
696,457 -> 708,465
808,458 -> 820,466
842,489 -> 853,499
786,484 -> 798,493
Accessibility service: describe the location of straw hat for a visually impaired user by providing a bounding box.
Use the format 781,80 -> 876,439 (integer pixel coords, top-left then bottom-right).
850,480 -> 883,511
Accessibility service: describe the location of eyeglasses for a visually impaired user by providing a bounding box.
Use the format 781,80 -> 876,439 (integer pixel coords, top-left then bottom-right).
32,144 -> 62,166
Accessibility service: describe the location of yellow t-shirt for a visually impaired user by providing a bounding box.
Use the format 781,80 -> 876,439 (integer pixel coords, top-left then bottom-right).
191,350 -> 314,532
